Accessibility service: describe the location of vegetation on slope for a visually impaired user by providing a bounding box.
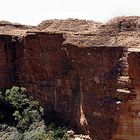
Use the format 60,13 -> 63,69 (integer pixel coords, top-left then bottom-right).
0,86 -> 71,140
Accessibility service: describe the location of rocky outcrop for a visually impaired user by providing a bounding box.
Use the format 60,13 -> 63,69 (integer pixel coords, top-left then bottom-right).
37,17 -> 140,48
0,17 -> 140,140
37,18 -> 101,33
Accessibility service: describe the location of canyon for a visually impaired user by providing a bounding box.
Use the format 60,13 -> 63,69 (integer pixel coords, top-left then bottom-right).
0,16 -> 140,140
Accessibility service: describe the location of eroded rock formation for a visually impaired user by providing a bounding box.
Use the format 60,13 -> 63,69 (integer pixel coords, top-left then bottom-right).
0,16 -> 140,140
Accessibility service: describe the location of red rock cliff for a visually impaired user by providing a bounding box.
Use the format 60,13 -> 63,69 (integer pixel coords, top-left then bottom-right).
0,17 -> 140,140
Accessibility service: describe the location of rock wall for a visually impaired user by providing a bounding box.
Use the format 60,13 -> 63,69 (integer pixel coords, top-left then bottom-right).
0,35 -> 16,88
64,45 -> 130,140
0,17 -> 140,140
17,33 -> 82,128
112,49 -> 140,140
0,33 -> 132,139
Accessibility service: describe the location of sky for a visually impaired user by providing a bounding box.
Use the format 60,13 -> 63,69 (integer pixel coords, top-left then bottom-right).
0,0 -> 140,25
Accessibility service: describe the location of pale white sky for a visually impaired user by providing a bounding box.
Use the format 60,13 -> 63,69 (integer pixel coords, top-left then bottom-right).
0,0 -> 140,25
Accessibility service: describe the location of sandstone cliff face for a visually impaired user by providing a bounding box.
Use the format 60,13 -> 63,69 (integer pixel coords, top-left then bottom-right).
0,35 -> 16,88
63,45 -> 127,139
0,17 -> 140,140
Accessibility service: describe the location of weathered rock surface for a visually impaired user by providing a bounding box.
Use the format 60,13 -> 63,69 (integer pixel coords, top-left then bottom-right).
37,18 -> 101,33
0,16 -> 140,140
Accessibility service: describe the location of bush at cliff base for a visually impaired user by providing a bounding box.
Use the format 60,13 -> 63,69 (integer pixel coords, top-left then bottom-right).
0,86 -> 71,140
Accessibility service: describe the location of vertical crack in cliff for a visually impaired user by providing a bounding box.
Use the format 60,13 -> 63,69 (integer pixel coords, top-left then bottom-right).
61,45 -> 88,129
79,78 -> 88,126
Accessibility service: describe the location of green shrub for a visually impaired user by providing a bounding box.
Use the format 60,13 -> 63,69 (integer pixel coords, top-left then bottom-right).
0,86 -> 72,140
0,86 -> 44,131
46,123 -> 70,140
